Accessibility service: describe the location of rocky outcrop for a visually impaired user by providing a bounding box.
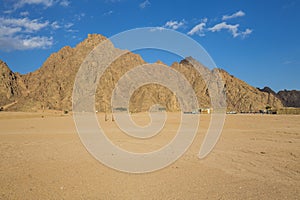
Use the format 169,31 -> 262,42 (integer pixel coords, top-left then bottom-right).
277,90 -> 300,107
0,60 -> 21,106
219,71 -> 283,112
259,87 -> 300,108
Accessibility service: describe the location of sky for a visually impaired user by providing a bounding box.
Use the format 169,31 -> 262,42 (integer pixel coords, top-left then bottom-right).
0,0 -> 299,91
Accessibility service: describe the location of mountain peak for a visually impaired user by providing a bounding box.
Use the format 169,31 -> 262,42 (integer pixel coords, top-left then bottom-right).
155,60 -> 167,65
76,33 -> 107,49
258,86 -> 276,95
0,60 -> 11,73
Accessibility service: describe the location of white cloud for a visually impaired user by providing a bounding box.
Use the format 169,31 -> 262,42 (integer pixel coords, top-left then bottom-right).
14,0 -> 55,9
139,0 -> 150,9
51,20 -> 76,32
64,22 -> 73,29
222,10 -> 245,20
0,17 -> 49,32
59,0 -> 70,7
64,23 -> 76,32
0,16 -> 55,51
51,21 -> 60,29
0,26 -> 22,37
22,36 -> 53,49
241,28 -> 253,38
153,19 -> 185,32
20,11 -> 30,16
208,22 -> 252,38
0,36 -> 53,51
12,0 -> 71,9
187,18 -> 207,36
3,10 -> 14,14
208,22 -> 240,37
103,10 -> 113,16
164,20 -> 185,30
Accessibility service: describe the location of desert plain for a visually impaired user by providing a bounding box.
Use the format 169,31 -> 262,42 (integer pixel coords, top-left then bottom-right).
0,112 -> 299,199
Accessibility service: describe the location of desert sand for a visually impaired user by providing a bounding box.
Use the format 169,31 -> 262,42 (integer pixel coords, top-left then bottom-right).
0,112 -> 299,199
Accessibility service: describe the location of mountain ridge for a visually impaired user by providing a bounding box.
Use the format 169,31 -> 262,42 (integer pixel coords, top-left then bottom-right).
0,33 -> 297,112
259,87 -> 300,108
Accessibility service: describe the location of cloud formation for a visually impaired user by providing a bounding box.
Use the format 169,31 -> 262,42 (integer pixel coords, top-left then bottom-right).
208,22 -> 252,38
59,0 -> 70,7
164,20 -> 185,30
103,10 -> 113,16
240,28 -> 253,38
12,0 -> 70,10
139,0 -> 150,9
208,22 -> 239,37
159,15 -> 252,39
185,11 -> 252,39
51,21 -> 60,29
0,35 -> 53,51
64,22 -> 74,29
222,10 -> 245,20
0,17 -> 49,32
13,0 -> 55,9
187,18 -> 207,36
20,11 -> 30,16
0,17 -> 54,51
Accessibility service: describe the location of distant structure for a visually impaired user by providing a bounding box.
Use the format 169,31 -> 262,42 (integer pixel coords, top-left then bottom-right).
199,108 -> 211,114
277,107 -> 300,115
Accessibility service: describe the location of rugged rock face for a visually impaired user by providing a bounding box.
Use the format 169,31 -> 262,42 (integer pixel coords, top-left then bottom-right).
0,33 -> 290,112
10,34 -> 108,111
169,59 -> 283,112
277,90 -> 300,107
0,60 -> 21,106
219,71 -> 283,112
258,86 -> 277,96
259,87 -> 300,108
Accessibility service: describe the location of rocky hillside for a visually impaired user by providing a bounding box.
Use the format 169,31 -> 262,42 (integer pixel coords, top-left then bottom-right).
260,87 -> 300,107
0,60 -> 22,106
277,90 -> 300,107
218,72 -> 283,112
0,33 -> 290,112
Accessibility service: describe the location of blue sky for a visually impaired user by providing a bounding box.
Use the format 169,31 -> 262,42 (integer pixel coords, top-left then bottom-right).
0,0 -> 299,91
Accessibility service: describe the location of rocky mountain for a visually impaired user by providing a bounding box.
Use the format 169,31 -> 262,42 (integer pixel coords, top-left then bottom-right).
277,90 -> 300,107
258,87 -> 277,96
12,34 -> 108,111
218,72 -> 283,112
259,87 -> 300,108
0,33 -> 293,112
0,60 -> 22,107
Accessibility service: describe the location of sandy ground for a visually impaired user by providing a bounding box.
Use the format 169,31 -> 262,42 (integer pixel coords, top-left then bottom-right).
0,112 -> 299,199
